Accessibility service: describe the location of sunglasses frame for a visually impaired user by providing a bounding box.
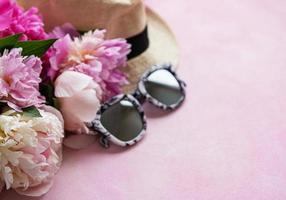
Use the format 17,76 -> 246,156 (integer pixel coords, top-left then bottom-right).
137,64 -> 187,110
89,64 -> 186,148
89,94 -> 147,147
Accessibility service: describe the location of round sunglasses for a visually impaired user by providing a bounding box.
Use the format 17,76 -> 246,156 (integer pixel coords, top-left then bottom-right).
87,64 -> 186,148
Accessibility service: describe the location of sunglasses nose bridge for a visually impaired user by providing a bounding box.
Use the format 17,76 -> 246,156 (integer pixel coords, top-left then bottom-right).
132,89 -> 146,104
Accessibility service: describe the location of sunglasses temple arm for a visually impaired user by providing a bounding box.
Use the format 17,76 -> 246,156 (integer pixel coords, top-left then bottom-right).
132,89 -> 146,104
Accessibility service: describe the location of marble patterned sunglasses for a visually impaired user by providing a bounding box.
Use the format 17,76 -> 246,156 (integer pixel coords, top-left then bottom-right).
87,64 -> 186,148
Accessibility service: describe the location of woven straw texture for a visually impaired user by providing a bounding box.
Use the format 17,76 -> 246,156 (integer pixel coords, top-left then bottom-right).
17,0 -> 179,92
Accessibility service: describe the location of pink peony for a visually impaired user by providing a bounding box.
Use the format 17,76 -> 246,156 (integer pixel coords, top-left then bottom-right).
54,71 -> 102,135
0,48 -> 45,110
0,0 -> 51,81
0,0 -> 47,41
48,29 -> 131,99
0,107 -> 64,196
48,23 -> 80,39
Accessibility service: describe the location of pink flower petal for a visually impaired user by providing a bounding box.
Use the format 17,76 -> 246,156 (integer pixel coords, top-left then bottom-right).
40,105 -> 64,126
0,0 -> 12,12
59,88 -> 100,122
0,1 -> 47,40
54,71 -> 93,98
48,23 -> 80,39
47,29 -> 130,99
0,9 -> 12,31
0,48 -> 44,109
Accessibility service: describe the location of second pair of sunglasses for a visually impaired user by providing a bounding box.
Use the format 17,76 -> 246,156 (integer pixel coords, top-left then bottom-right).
86,64 -> 186,148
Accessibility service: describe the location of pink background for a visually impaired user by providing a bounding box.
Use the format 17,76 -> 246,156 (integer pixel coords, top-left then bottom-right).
2,0 -> 286,199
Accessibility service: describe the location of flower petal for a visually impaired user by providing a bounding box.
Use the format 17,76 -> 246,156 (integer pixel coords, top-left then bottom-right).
49,23 -> 80,39
15,179 -> 53,197
58,88 -> 100,122
54,71 -> 93,98
0,9 -> 12,31
40,105 -> 64,126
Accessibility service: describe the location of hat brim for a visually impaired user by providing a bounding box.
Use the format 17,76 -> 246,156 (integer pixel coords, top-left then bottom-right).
123,6 -> 179,93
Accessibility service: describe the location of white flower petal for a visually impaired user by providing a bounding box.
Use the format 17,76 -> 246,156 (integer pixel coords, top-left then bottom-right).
59,88 -> 100,122
15,179 -> 54,197
54,71 -> 93,97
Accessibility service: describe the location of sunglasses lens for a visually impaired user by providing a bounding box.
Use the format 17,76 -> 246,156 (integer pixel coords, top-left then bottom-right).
144,69 -> 184,106
100,99 -> 144,142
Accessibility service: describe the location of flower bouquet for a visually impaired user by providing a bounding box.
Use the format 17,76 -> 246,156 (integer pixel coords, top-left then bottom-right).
0,34 -> 64,195
0,0 -> 130,196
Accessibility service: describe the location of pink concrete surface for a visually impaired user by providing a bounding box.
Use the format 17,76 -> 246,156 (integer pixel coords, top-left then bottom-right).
2,0 -> 286,199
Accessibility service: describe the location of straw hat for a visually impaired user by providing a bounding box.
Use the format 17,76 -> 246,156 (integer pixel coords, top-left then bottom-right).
17,0 -> 179,92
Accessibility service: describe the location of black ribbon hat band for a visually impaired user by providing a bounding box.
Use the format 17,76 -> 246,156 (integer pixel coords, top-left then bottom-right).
126,26 -> 149,60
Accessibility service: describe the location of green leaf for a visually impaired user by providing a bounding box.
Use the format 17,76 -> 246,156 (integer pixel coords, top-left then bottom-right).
0,34 -> 22,53
15,39 -> 57,57
22,106 -> 42,118
40,83 -> 55,106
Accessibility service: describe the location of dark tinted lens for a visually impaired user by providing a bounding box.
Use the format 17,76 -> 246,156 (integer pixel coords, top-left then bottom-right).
100,99 -> 144,142
144,69 -> 183,106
